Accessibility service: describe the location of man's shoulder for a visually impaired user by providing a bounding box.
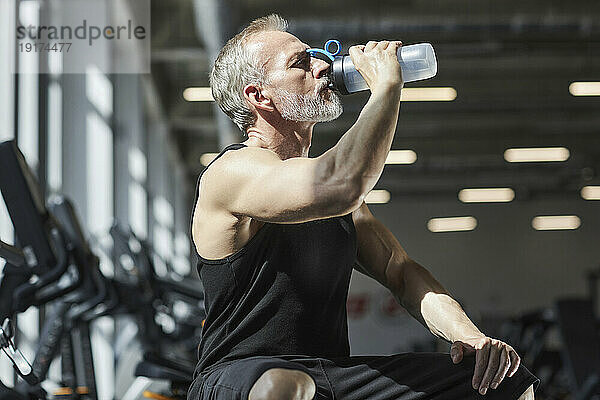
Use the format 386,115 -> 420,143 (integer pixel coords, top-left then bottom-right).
201,145 -> 280,185
194,145 -> 275,215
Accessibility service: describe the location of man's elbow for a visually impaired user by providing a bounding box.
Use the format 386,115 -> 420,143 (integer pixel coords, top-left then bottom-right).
344,189 -> 366,214
343,174 -> 386,212
328,178 -> 366,215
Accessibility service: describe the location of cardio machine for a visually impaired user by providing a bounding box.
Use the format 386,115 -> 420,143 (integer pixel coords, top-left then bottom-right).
0,140 -> 205,400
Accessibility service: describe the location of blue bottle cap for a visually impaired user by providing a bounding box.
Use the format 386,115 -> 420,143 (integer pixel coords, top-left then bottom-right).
306,39 -> 341,63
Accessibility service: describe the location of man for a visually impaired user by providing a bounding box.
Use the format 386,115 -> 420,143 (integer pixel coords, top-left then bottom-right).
188,14 -> 538,400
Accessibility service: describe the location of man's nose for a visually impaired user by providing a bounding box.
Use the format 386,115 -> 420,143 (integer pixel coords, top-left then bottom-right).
312,58 -> 331,80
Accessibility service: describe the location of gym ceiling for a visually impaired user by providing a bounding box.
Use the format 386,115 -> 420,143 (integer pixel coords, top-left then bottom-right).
149,0 -> 600,203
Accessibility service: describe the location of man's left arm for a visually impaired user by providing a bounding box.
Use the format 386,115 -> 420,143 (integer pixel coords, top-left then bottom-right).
352,202 -> 521,395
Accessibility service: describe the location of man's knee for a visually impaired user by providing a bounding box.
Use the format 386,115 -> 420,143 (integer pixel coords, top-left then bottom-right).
248,368 -> 316,400
517,384 -> 535,400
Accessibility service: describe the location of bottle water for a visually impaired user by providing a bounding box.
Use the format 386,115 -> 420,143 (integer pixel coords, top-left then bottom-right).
330,43 -> 437,94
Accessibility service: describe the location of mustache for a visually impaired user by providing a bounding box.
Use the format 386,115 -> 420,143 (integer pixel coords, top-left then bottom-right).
315,79 -> 332,94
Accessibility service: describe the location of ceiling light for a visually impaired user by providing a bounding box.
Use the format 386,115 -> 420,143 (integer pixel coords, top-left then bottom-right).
200,153 -> 218,166
183,87 -> 214,102
386,150 -> 417,164
427,216 -> 477,232
569,82 -> 600,96
581,186 -> 600,200
365,190 -> 391,204
400,87 -> 457,101
458,188 -> 515,203
504,147 -> 570,163
532,215 -> 581,231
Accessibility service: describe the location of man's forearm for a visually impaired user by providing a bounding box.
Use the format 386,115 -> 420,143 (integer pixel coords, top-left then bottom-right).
394,260 -> 485,344
327,85 -> 402,193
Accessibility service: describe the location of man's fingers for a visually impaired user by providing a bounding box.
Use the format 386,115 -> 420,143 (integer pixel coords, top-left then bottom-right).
376,40 -> 390,50
365,41 -> 378,51
507,349 -> 521,377
463,339 -> 522,394
348,45 -> 366,63
490,347 -> 511,390
386,41 -> 403,53
472,341 -> 490,390
348,46 -> 361,56
478,344 -> 501,395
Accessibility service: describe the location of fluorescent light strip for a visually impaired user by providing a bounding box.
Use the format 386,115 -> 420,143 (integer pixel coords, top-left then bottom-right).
458,188 -> 514,203
569,82 -> 600,96
365,190 -> 391,204
386,150 -> 417,164
532,215 -> 581,231
427,216 -> 477,233
200,153 -> 218,166
581,186 -> 600,200
504,147 -> 570,163
400,87 -> 457,102
183,87 -> 214,102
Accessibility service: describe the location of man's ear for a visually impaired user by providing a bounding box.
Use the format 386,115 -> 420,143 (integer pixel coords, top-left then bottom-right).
243,84 -> 274,112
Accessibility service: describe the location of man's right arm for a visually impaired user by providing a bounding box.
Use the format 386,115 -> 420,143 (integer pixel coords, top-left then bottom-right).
202,41 -> 403,224
326,40 -> 404,201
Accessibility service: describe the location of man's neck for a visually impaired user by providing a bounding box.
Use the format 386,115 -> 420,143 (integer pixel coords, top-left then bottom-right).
243,119 -> 314,160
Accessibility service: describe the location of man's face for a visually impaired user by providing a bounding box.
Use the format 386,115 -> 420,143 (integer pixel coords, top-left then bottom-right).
248,31 -> 343,123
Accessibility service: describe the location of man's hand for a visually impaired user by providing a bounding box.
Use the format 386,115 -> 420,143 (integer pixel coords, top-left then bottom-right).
450,336 -> 521,395
348,40 -> 404,93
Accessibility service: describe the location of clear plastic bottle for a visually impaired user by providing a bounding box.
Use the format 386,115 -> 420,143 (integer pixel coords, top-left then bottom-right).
330,43 -> 437,94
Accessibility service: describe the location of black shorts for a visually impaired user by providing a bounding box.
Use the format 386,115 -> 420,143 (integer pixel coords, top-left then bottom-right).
187,352 -> 539,400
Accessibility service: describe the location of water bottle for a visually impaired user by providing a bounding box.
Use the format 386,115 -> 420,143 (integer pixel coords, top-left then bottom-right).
330,43 -> 438,94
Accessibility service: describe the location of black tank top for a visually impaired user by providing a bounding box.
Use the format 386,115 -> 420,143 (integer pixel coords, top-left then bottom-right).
191,143 -> 357,376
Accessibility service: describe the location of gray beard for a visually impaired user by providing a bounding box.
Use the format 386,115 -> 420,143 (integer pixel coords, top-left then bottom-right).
275,86 -> 343,123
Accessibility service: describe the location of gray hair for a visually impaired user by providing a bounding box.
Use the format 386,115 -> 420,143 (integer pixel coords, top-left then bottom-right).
210,14 -> 289,133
